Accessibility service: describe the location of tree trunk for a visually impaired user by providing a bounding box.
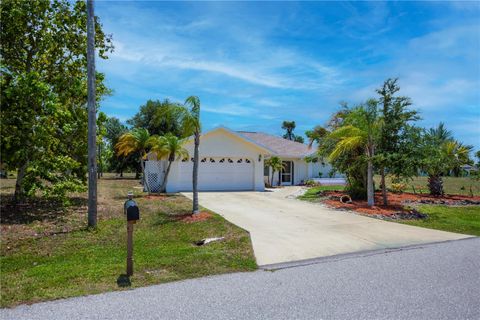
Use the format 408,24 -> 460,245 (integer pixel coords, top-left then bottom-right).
270,169 -> 274,187
367,145 -> 375,207
160,160 -> 173,193
192,131 -> 200,214
428,175 -> 444,196
381,167 -> 388,206
142,159 -> 151,194
367,160 -> 374,206
14,162 -> 28,204
87,0 -> 97,228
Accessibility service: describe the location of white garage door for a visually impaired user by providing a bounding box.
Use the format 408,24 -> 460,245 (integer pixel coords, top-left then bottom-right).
177,157 -> 254,191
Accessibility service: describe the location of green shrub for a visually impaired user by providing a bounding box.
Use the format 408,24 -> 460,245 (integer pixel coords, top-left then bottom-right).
304,179 -> 320,187
390,182 -> 407,194
346,181 -> 367,200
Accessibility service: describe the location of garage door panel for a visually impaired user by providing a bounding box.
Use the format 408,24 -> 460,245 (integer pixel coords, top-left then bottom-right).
177,157 -> 254,191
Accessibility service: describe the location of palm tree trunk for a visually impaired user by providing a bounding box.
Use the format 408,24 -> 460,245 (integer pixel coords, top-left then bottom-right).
141,159 -> 151,194
140,149 -> 151,193
160,160 -> 173,193
270,170 -> 274,187
428,174 -> 444,196
381,167 -> 388,206
192,131 -> 200,214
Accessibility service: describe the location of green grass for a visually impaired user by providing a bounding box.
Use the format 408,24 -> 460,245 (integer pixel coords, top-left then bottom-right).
398,205 -> 480,236
0,178 -> 256,307
298,185 -> 345,201
374,176 -> 480,196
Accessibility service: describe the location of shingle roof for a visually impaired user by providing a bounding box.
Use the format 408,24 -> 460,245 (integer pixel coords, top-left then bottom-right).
237,131 -> 313,158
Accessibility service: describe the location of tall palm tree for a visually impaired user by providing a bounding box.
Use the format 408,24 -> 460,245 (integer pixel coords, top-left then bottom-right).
147,133 -> 189,193
265,156 -> 286,187
156,96 -> 201,214
184,96 -> 201,214
116,128 -> 152,192
328,99 -> 382,206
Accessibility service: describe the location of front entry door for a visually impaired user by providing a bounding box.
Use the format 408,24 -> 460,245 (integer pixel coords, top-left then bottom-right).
281,161 -> 293,185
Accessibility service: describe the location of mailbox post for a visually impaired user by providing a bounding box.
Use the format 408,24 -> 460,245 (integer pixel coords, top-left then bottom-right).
124,192 -> 139,276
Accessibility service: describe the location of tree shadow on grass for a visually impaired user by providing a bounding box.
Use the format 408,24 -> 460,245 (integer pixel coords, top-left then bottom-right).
0,194 -> 87,225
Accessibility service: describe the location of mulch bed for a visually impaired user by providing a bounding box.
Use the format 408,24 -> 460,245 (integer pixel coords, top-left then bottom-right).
179,211 -> 213,223
320,191 -> 480,219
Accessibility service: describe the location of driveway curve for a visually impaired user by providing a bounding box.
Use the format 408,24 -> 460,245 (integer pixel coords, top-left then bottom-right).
183,187 -> 471,266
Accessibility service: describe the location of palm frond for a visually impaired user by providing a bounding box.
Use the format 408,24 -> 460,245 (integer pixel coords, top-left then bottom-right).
328,136 -> 364,161
328,125 -> 365,140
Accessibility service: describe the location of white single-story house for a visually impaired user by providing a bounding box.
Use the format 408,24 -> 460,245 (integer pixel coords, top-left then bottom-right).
144,126 -> 343,193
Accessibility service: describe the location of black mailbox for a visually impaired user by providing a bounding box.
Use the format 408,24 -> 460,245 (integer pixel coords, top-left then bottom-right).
124,199 -> 139,221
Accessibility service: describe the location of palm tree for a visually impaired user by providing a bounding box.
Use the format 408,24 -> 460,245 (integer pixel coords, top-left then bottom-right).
328,99 -> 382,206
305,125 -> 329,148
148,133 -> 189,193
422,123 -> 472,196
265,156 -> 286,187
282,121 -> 296,140
116,128 -> 152,192
157,96 -> 201,214
183,96 -> 201,214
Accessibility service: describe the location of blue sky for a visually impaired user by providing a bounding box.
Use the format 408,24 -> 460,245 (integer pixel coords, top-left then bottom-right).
96,1 -> 480,150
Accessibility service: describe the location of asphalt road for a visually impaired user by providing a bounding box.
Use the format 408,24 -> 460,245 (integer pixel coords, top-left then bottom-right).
2,238 -> 479,320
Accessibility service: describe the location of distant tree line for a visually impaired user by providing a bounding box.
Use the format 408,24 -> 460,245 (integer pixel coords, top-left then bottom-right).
100,99 -> 189,178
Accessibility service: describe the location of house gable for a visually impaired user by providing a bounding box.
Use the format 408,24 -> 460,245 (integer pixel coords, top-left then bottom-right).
183,127 -> 274,157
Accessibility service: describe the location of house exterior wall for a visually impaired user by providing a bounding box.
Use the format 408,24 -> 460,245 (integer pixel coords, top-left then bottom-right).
166,129 -> 267,192
267,158 -> 308,186
265,158 -> 344,186
308,161 -> 343,178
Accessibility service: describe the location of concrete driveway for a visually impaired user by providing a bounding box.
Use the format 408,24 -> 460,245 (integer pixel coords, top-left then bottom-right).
183,187 -> 472,266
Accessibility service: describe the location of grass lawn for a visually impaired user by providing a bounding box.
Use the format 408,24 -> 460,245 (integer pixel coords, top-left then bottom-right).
298,177 -> 480,237
399,205 -> 480,236
374,175 -> 480,196
298,185 -> 345,202
0,176 -> 256,308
